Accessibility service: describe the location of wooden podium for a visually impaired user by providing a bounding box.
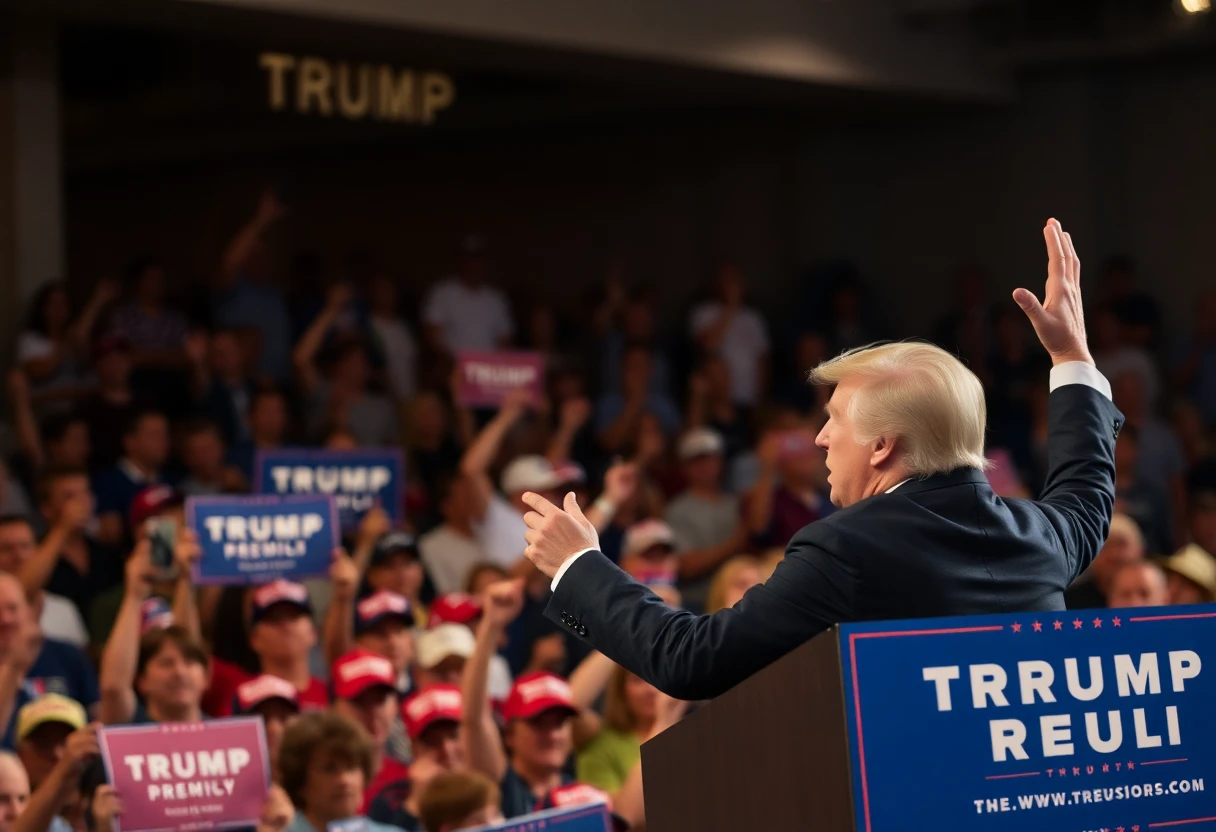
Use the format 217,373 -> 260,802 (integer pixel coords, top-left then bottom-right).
640,628 -> 856,832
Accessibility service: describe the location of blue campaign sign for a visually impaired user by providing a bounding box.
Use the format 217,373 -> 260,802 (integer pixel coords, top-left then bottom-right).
841,604 -> 1216,832
186,494 -> 338,585
465,803 -> 614,832
254,448 -> 404,531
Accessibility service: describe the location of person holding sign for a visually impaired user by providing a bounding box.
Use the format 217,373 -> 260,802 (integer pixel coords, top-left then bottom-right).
522,219 -> 1124,701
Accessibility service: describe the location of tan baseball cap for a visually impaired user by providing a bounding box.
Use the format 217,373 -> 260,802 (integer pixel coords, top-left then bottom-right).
16,694 -> 86,742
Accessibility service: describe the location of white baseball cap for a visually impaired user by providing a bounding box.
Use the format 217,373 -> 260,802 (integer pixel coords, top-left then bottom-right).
678,428 -> 725,461
416,623 -> 477,669
623,519 -> 676,557
501,455 -> 563,495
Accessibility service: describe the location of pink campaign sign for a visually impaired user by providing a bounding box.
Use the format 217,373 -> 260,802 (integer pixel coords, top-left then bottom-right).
99,718 -> 270,832
456,351 -> 544,407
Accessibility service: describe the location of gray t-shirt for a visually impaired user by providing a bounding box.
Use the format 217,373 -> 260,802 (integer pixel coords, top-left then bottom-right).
665,491 -> 740,613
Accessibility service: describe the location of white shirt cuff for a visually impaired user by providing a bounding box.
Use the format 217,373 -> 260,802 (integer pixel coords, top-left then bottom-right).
1048,361 -> 1112,401
550,548 -> 598,591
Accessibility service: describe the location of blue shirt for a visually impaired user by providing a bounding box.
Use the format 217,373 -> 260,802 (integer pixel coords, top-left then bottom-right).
213,278 -> 291,383
286,814 -> 405,832
3,639 -> 99,747
92,461 -> 161,530
500,769 -> 573,819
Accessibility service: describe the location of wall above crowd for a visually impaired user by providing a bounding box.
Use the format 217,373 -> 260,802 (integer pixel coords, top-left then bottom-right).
177,0 -> 1008,100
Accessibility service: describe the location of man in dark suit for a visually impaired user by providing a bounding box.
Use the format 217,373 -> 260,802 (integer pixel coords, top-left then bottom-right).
515,219 -> 1122,701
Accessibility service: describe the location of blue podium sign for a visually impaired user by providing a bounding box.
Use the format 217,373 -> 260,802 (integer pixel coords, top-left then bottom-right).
186,494 -> 338,585
841,605 -> 1216,832
254,448 -> 404,532
465,803 -> 613,832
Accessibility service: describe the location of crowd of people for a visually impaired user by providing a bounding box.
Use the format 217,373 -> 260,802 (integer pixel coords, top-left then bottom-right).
0,190 -> 1212,832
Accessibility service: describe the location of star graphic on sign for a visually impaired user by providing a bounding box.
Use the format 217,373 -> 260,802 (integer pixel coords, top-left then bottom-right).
1117,826 -> 1126,832
1073,618 -> 1084,629
1112,616 -> 1122,627
1033,621 -> 1043,632
1128,761 -> 1135,770
1073,767 -> 1081,776
1012,622 -> 1022,633
1103,763 -> 1110,773
1115,763 -> 1122,771
1054,620 -> 1063,630
1134,826 -> 1141,832
1058,768 -> 1066,777
1093,617 -> 1103,628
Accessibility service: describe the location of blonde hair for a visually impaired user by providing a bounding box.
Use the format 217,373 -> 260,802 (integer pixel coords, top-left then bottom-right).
809,341 -> 989,476
602,665 -> 639,734
706,555 -> 763,614
1107,513 -> 1145,553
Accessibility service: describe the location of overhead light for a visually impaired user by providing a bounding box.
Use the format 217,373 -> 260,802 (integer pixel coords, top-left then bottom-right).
1180,0 -> 1211,13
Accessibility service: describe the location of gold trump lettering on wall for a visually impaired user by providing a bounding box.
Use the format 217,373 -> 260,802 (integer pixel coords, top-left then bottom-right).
259,53 -> 455,124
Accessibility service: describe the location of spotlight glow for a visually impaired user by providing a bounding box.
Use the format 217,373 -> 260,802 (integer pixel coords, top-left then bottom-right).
1181,0 -> 1211,13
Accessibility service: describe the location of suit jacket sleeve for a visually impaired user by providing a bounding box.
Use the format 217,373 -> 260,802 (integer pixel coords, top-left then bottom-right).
545,527 -> 854,701
1032,383 -> 1122,582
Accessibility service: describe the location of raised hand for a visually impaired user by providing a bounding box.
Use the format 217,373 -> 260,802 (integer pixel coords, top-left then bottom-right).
602,461 -> 639,506
256,785 -> 294,832
58,490 -> 94,533
172,527 -> 201,581
330,549 -> 359,603
499,386 -> 532,421
326,282 -> 354,312
257,189 -> 288,225
62,723 -> 102,775
559,397 -> 592,431
123,540 -> 157,600
184,331 -> 209,366
482,578 -> 525,629
1013,219 -> 1092,366
522,492 -> 600,578
91,785 -> 124,832
357,505 -> 392,547
7,370 -> 28,403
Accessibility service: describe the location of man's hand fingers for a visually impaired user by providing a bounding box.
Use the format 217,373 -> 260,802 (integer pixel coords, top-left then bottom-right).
1013,288 -> 1045,322
523,511 -> 544,530
1062,231 -> 1080,284
521,491 -> 558,517
564,492 -> 590,527
1043,220 -> 1066,288
524,529 -> 540,545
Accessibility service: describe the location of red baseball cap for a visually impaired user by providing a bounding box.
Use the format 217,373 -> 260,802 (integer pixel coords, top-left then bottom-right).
250,580 -> 313,626
355,591 -> 416,635
235,674 -> 300,714
401,684 -> 463,740
427,593 -> 482,628
129,485 -> 184,530
331,649 -> 397,700
502,672 -> 577,722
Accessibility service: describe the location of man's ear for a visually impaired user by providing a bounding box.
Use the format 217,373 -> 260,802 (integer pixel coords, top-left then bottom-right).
869,435 -> 897,468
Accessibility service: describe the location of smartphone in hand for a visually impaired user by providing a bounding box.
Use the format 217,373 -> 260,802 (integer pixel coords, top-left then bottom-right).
147,518 -> 178,582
